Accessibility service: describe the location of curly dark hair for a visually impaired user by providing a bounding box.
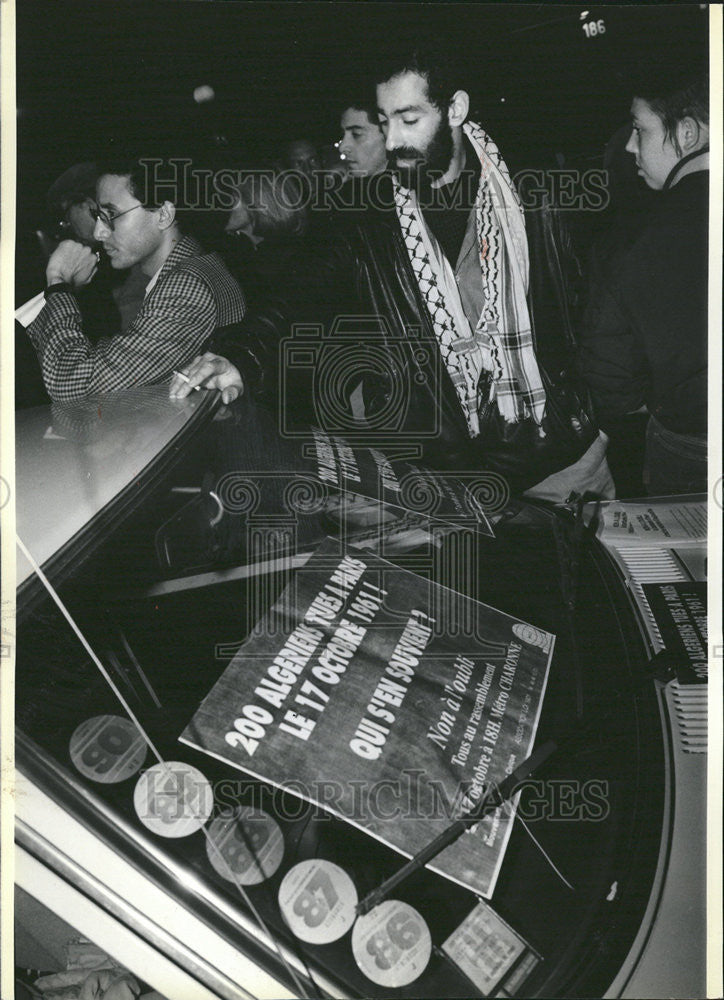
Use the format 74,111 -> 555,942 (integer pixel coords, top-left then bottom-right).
340,96 -> 380,125
373,42 -> 461,113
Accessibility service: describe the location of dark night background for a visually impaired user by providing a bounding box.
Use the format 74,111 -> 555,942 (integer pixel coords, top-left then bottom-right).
15,1 -> 708,298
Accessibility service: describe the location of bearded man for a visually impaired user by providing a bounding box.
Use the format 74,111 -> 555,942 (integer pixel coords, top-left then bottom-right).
172,46 -> 610,500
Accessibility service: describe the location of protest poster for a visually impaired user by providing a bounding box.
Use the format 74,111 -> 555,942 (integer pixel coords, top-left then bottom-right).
642,582 -> 708,684
585,497 -> 706,546
181,538 -> 553,897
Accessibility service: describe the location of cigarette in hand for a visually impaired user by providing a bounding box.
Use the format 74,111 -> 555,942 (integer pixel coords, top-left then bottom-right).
173,370 -> 202,391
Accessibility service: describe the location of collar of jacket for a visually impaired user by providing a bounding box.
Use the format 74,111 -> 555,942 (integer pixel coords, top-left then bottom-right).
664,146 -> 709,191
153,233 -> 206,282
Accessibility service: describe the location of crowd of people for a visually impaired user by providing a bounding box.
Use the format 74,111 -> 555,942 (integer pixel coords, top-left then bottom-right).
17,46 -> 710,500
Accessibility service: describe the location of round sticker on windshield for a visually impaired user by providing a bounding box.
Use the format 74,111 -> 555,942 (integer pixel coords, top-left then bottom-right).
278,859 -> 357,944
352,899 -> 431,987
512,622 -> 552,653
70,715 -> 147,783
134,761 -> 213,838
206,807 -> 284,885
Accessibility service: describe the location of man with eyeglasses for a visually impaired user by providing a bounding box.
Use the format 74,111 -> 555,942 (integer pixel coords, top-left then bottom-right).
16,161 -> 146,409
43,161 -> 148,337
26,154 -> 246,402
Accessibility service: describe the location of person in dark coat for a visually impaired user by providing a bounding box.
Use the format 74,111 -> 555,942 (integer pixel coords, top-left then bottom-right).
579,68 -> 709,495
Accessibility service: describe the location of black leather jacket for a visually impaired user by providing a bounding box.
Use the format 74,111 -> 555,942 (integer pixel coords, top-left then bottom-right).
213,174 -> 596,493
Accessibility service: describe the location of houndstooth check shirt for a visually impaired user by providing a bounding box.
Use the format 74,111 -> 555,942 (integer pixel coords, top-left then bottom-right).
27,235 -> 246,401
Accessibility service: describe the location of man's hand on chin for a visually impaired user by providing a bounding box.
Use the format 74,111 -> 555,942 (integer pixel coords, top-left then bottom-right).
169,351 -> 244,404
45,239 -> 99,288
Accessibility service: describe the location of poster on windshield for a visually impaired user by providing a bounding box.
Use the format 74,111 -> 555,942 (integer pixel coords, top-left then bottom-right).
180,538 -> 554,898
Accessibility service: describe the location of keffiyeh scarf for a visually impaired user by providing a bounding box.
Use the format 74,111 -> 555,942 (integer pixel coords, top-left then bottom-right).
393,121 -> 546,436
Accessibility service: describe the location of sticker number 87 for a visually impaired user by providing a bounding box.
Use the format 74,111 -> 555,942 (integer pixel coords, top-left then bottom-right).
293,868 -> 339,927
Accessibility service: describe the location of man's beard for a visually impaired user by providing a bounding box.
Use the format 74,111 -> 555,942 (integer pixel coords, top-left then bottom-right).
387,114 -> 454,191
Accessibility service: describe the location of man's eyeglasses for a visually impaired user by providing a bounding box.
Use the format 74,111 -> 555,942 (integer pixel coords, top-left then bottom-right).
90,203 -> 144,231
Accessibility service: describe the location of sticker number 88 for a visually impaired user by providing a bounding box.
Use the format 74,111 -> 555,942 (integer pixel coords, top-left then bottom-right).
223,819 -> 270,872
366,910 -> 422,970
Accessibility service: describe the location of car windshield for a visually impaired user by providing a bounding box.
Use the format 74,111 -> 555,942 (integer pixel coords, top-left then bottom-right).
15,389 -> 665,998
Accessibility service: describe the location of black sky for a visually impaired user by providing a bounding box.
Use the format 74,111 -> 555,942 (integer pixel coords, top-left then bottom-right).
16,2 -> 708,223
